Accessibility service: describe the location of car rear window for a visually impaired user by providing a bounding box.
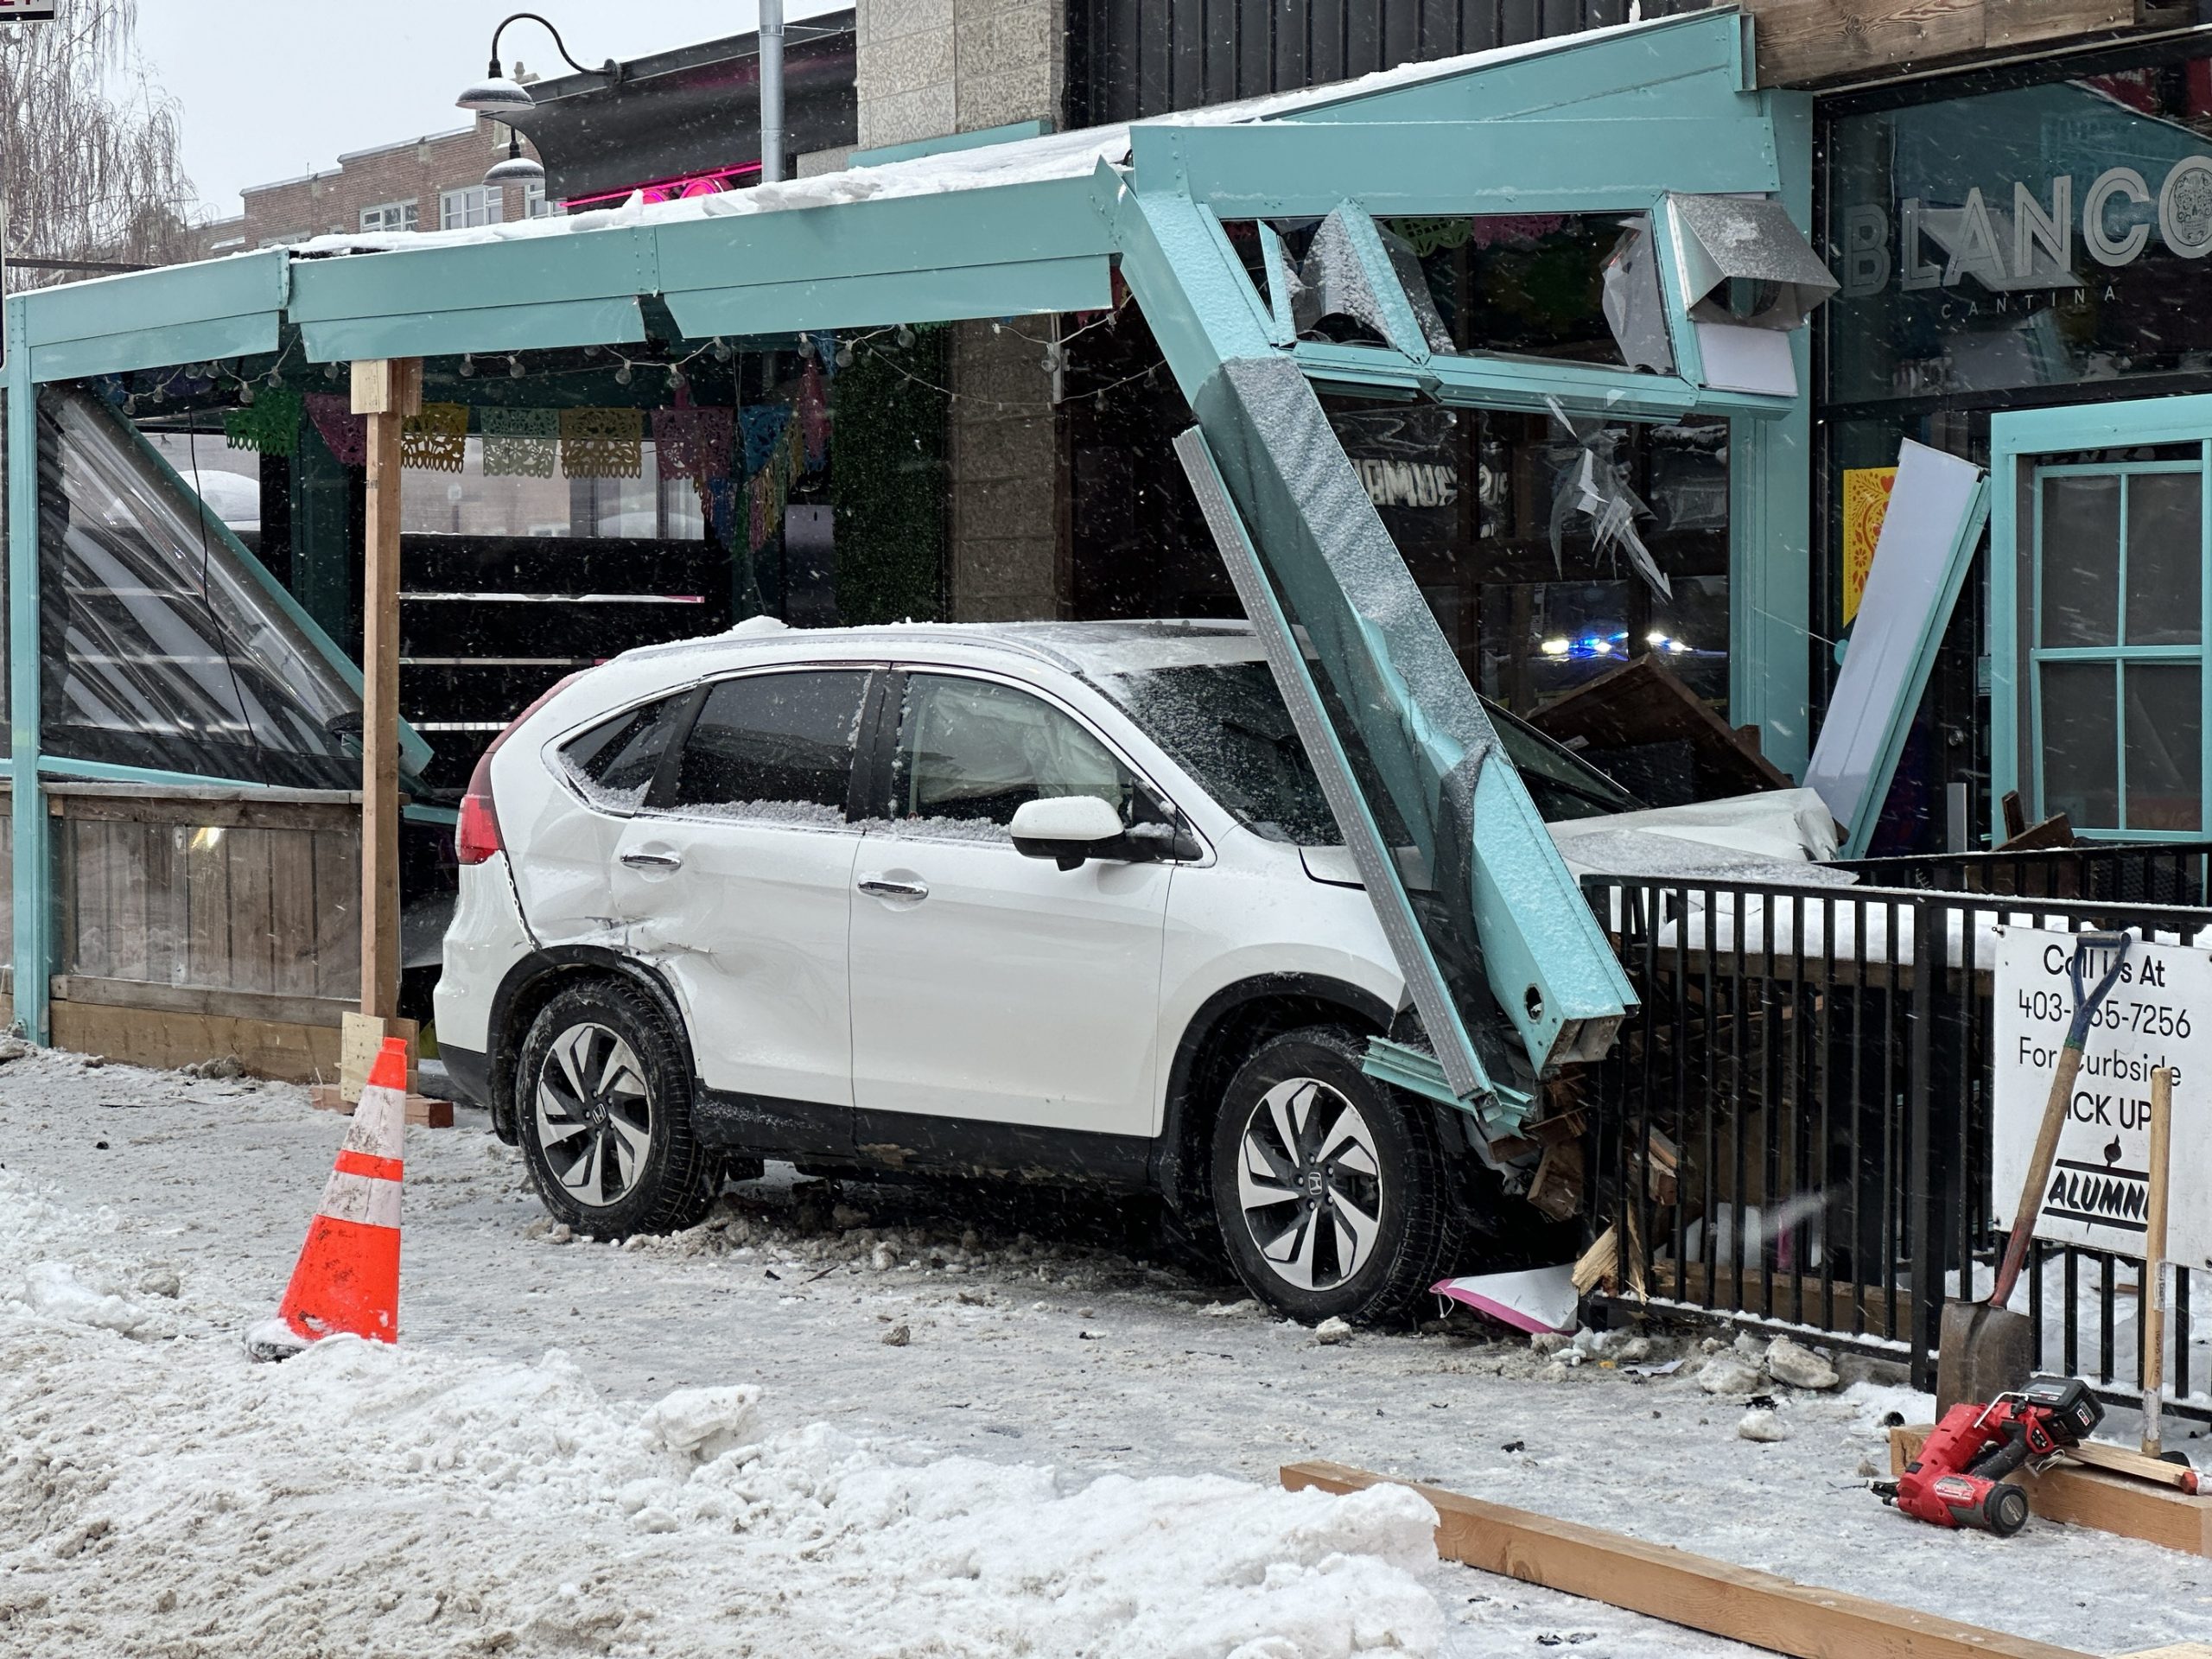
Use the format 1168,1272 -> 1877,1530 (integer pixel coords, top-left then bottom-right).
558,695 -> 689,811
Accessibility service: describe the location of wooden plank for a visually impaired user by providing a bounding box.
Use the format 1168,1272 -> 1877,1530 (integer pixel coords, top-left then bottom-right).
311,827 -> 361,1004
1281,1461 -> 2096,1659
308,1081 -> 454,1128
355,358 -> 414,1021
49,792 -> 362,831
111,819 -> 150,983
1892,1427 -> 2212,1557
226,827 -> 276,995
1739,0 -> 2133,87
184,817 -> 233,993
48,975 -> 352,1029
265,826 -> 321,1000
340,1009 -> 420,1101
44,780 -> 361,807
48,997 -> 344,1084
143,821 -> 183,991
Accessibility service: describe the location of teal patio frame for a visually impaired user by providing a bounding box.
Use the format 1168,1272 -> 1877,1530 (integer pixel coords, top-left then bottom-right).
0,9 -> 1814,1103
1993,396 -> 2212,844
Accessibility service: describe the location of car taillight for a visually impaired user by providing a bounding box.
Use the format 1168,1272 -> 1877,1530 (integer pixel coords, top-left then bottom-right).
455,673 -> 584,867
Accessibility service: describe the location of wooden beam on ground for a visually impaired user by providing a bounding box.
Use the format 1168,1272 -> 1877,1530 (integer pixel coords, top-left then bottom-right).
1281,1460 -> 2096,1659
1892,1427 -> 2212,1557
350,358 -> 419,1024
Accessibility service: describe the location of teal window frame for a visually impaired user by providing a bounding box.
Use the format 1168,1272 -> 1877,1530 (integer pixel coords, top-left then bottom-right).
1992,395 -> 2212,843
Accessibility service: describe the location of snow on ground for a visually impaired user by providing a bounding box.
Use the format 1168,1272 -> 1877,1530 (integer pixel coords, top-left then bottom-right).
0,1048 -> 2204,1656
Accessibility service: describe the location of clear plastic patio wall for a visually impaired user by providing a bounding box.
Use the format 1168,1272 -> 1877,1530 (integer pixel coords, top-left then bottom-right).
0,9 -> 1823,1123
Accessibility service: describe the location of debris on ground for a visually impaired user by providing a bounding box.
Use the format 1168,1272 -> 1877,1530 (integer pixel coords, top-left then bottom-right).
1764,1337 -> 1842,1392
1738,1408 -> 1789,1444
1315,1316 -> 1353,1345
881,1322 -> 912,1347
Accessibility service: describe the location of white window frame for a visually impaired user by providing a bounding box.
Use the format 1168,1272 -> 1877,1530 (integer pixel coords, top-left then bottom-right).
359,200 -> 417,234
524,181 -> 557,219
440,185 -> 505,231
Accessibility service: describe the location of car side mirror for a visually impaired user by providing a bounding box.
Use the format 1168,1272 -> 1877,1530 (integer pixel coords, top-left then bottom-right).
1009,796 -> 1126,870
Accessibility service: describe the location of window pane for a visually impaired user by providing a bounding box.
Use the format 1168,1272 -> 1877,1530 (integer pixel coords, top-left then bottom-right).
2039,473 -> 2120,648
893,675 -> 1131,830
2126,664 -> 2202,832
670,671 -> 866,823
561,696 -> 686,811
2040,661 -> 2119,828
2126,472 -> 2203,647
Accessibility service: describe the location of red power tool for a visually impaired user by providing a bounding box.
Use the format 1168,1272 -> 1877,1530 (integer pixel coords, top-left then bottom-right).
1872,1375 -> 2102,1536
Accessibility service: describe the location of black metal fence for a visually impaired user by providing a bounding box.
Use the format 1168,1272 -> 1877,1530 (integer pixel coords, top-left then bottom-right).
1580,850 -> 2212,1416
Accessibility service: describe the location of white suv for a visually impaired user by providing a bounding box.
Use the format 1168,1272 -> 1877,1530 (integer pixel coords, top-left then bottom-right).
435,619 -> 1650,1324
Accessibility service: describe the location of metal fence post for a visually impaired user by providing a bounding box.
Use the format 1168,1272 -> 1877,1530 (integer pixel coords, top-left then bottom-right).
1906,893 -> 1940,1390
4,302 -> 45,1044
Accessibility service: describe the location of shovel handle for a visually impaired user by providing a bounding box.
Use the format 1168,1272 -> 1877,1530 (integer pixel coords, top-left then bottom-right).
1991,931 -> 2132,1309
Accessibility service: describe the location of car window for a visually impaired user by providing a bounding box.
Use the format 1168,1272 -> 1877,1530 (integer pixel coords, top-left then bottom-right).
1097,658 -> 1641,840
558,695 -> 688,812
888,674 -> 1134,834
666,670 -> 868,825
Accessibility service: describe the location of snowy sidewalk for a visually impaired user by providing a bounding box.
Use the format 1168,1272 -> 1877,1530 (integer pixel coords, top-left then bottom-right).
0,1049 -> 2202,1656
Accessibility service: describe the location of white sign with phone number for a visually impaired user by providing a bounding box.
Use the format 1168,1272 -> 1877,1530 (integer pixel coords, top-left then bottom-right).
1992,927 -> 2210,1265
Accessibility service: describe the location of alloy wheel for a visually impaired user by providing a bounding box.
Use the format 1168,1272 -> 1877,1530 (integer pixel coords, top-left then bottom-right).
1234,1076 -> 1383,1292
533,1021 -> 654,1209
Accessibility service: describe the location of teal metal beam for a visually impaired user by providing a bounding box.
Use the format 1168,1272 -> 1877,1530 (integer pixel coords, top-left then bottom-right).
1291,342 -> 1796,422
851,118 -> 1054,169
6,304 -> 46,1041
657,179 -> 1112,341
1728,92 -> 1817,777
299,296 -> 645,365
663,257 -> 1109,340
1109,178 -> 1275,401
1129,118 -> 1777,219
21,251 -> 286,385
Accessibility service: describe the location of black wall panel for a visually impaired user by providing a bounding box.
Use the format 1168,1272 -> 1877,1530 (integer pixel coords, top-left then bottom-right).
1069,0 -> 1709,125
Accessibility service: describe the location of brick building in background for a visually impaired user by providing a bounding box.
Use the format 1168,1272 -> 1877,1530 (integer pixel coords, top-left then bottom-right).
191,106 -> 552,258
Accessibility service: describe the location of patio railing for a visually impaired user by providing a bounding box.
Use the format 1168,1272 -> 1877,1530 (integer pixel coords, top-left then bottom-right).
1578,861 -> 2212,1416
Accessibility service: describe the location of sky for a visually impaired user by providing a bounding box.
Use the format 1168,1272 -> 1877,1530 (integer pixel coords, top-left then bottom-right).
130,1 -> 847,223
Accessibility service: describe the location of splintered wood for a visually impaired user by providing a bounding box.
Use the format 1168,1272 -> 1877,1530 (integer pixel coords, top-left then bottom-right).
1281,1461 -> 2097,1659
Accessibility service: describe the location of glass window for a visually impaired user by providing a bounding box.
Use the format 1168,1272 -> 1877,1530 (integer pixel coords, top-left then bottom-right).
668,671 -> 867,824
397,435 -> 702,541
440,185 -> 504,230
559,695 -> 688,812
360,200 -> 418,234
524,182 -> 557,219
2029,460 -> 2207,832
890,675 -> 1132,831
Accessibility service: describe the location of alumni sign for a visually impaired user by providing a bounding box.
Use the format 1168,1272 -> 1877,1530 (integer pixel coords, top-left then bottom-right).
1993,928 -> 2212,1266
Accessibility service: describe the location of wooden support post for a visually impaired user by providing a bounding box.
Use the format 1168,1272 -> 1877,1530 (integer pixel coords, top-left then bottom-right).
1281,1461 -> 2096,1659
349,359 -> 419,1024
2146,1066 -> 2175,1457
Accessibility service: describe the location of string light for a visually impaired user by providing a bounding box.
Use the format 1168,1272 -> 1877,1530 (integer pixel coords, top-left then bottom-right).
667,365 -> 685,391
508,354 -> 525,378
459,353 -> 476,378
613,359 -> 632,385
895,324 -> 915,348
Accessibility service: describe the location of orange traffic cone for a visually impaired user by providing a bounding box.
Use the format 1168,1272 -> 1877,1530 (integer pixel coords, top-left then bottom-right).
248,1037 -> 408,1360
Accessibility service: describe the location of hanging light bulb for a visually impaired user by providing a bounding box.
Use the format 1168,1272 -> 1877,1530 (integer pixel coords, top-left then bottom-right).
239,383 -> 256,406
458,353 -> 476,378
508,354 -> 525,378
123,393 -> 137,416
1039,344 -> 1060,375
835,342 -> 854,369
798,332 -> 811,350
896,324 -> 916,348
326,360 -> 343,380
668,365 -> 686,391
613,359 -> 633,385
265,365 -> 284,388
710,336 -> 734,362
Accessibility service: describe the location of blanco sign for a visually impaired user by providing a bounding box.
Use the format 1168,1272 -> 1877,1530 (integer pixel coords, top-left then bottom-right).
1992,927 -> 2211,1265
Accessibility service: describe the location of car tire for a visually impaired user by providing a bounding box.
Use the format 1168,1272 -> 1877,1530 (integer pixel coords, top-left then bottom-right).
515,979 -> 719,1236
1210,1025 -> 1465,1326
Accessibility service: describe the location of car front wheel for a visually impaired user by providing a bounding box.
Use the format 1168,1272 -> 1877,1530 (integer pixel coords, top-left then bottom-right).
516,979 -> 718,1236
1210,1026 -> 1465,1325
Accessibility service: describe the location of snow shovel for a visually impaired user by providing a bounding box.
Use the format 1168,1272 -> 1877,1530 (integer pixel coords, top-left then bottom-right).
1936,930 -> 2131,1415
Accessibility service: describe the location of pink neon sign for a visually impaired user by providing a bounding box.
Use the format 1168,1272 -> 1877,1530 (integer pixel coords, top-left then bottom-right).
565,162 -> 764,213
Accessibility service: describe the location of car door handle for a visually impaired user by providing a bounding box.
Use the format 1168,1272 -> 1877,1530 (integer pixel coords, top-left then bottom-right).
857,876 -> 928,901
620,849 -> 683,870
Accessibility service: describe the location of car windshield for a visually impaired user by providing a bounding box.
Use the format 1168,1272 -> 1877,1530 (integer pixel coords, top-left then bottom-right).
1099,658 -> 1641,843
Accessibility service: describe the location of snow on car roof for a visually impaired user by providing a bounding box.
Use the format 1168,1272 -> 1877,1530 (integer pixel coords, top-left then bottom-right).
614,616 -> 1268,681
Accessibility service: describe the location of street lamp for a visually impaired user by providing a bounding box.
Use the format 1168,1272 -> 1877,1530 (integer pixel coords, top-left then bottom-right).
455,11 -> 617,116
458,14 -> 614,193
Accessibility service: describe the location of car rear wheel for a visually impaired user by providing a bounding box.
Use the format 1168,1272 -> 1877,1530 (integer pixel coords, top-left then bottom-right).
1210,1026 -> 1465,1326
516,980 -> 718,1236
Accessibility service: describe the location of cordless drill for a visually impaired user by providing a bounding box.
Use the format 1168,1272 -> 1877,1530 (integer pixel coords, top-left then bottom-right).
1872,1375 -> 2103,1537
